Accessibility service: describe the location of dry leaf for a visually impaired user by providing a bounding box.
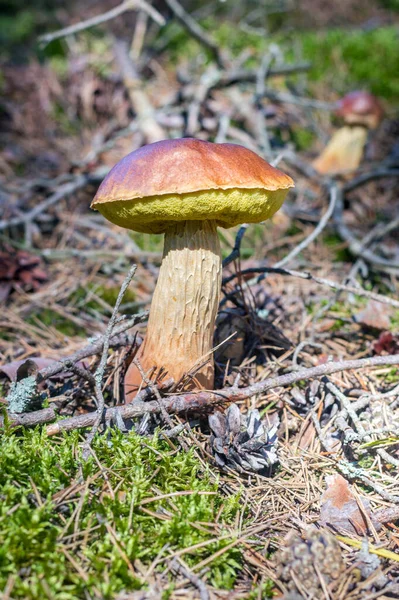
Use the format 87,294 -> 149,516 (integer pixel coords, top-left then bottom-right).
355,300 -> 392,331
320,474 -> 381,535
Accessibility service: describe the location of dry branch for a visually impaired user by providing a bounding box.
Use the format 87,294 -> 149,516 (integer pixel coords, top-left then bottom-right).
113,39 -> 165,143
164,0 -> 225,68
259,89 -> 336,110
82,265 -> 138,456
214,63 -> 311,88
3,353 -> 399,433
36,312 -> 147,382
39,0 -> 165,46
0,176 -> 90,232
222,266 -> 399,308
274,183 -> 339,268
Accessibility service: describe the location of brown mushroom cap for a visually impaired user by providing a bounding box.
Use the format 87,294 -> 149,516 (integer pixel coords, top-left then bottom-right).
91,138 -> 294,233
335,91 -> 384,129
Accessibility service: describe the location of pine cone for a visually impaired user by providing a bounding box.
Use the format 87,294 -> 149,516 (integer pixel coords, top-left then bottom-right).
276,527 -> 344,597
208,404 -> 278,473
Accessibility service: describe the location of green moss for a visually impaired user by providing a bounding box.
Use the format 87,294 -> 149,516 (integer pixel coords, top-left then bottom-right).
0,10 -> 35,45
391,311 -> 399,330
50,102 -> 80,135
290,127 -> 316,151
379,0 -> 399,9
382,367 -> 399,384
357,455 -> 375,469
247,579 -> 275,599
0,428 -> 245,599
165,20 -> 399,102
323,233 -> 352,262
130,231 -> 164,254
297,27 -> 399,101
70,283 -> 137,316
26,309 -> 86,337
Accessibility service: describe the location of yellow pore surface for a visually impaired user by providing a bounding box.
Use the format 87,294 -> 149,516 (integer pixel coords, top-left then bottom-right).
95,187 -> 289,234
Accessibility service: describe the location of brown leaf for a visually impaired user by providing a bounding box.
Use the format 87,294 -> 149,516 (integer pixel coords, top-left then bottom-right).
0,358 -> 55,382
0,358 -> 89,382
319,474 -> 381,535
355,300 -> 392,331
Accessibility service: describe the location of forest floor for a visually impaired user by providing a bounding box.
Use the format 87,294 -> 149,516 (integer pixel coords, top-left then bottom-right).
1,2 -> 399,599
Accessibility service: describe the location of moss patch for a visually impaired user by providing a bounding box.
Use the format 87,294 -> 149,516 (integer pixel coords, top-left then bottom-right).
26,308 -> 87,337
0,428 -> 244,599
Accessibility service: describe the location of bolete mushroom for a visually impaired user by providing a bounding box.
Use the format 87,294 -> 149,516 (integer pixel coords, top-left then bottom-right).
91,138 -> 294,400
312,91 -> 384,175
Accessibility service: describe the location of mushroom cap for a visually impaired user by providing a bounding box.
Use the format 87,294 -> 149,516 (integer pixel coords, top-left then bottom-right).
336,91 -> 384,129
91,138 -> 294,233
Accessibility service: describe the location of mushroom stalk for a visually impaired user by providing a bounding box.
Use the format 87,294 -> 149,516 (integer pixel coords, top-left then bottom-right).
125,220 -> 222,399
312,125 -> 368,175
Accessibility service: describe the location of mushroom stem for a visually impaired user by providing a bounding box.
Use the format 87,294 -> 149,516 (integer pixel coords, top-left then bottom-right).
125,220 -> 222,400
312,125 -> 368,175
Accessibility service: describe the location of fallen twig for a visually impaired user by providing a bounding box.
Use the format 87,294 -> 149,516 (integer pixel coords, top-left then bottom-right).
274,182 -> 339,268
82,265 -> 138,457
334,168 -> 399,272
113,39 -> 165,143
170,558 -> 210,600
343,167 -> 399,194
259,89 -> 336,111
0,176 -> 93,233
214,63 -> 311,88
39,0 -> 165,46
222,266 -> 399,308
326,380 -> 399,469
38,311 -> 148,382
164,0 -> 225,68
4,353 -> 399,433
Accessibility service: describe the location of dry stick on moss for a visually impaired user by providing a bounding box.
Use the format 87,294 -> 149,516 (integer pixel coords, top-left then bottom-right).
34,353 -> 399,436
5,355 -> 399,432
39,0 -> 165,46
81,265 -> 138,458
222,266 -> 399,308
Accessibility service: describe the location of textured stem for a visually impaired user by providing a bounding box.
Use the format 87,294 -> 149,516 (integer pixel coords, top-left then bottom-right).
125,220 -> 222,399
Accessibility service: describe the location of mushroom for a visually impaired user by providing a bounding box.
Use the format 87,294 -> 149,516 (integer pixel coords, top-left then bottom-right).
91,138 -> 294,400
312,91 -> 384,175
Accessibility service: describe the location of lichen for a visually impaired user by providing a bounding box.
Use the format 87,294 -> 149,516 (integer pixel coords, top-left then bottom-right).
6,377 -> 43,414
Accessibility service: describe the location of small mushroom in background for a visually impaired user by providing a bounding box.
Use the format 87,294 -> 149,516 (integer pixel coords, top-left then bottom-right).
312,91 -> 384,175
91,138 -> 294,401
